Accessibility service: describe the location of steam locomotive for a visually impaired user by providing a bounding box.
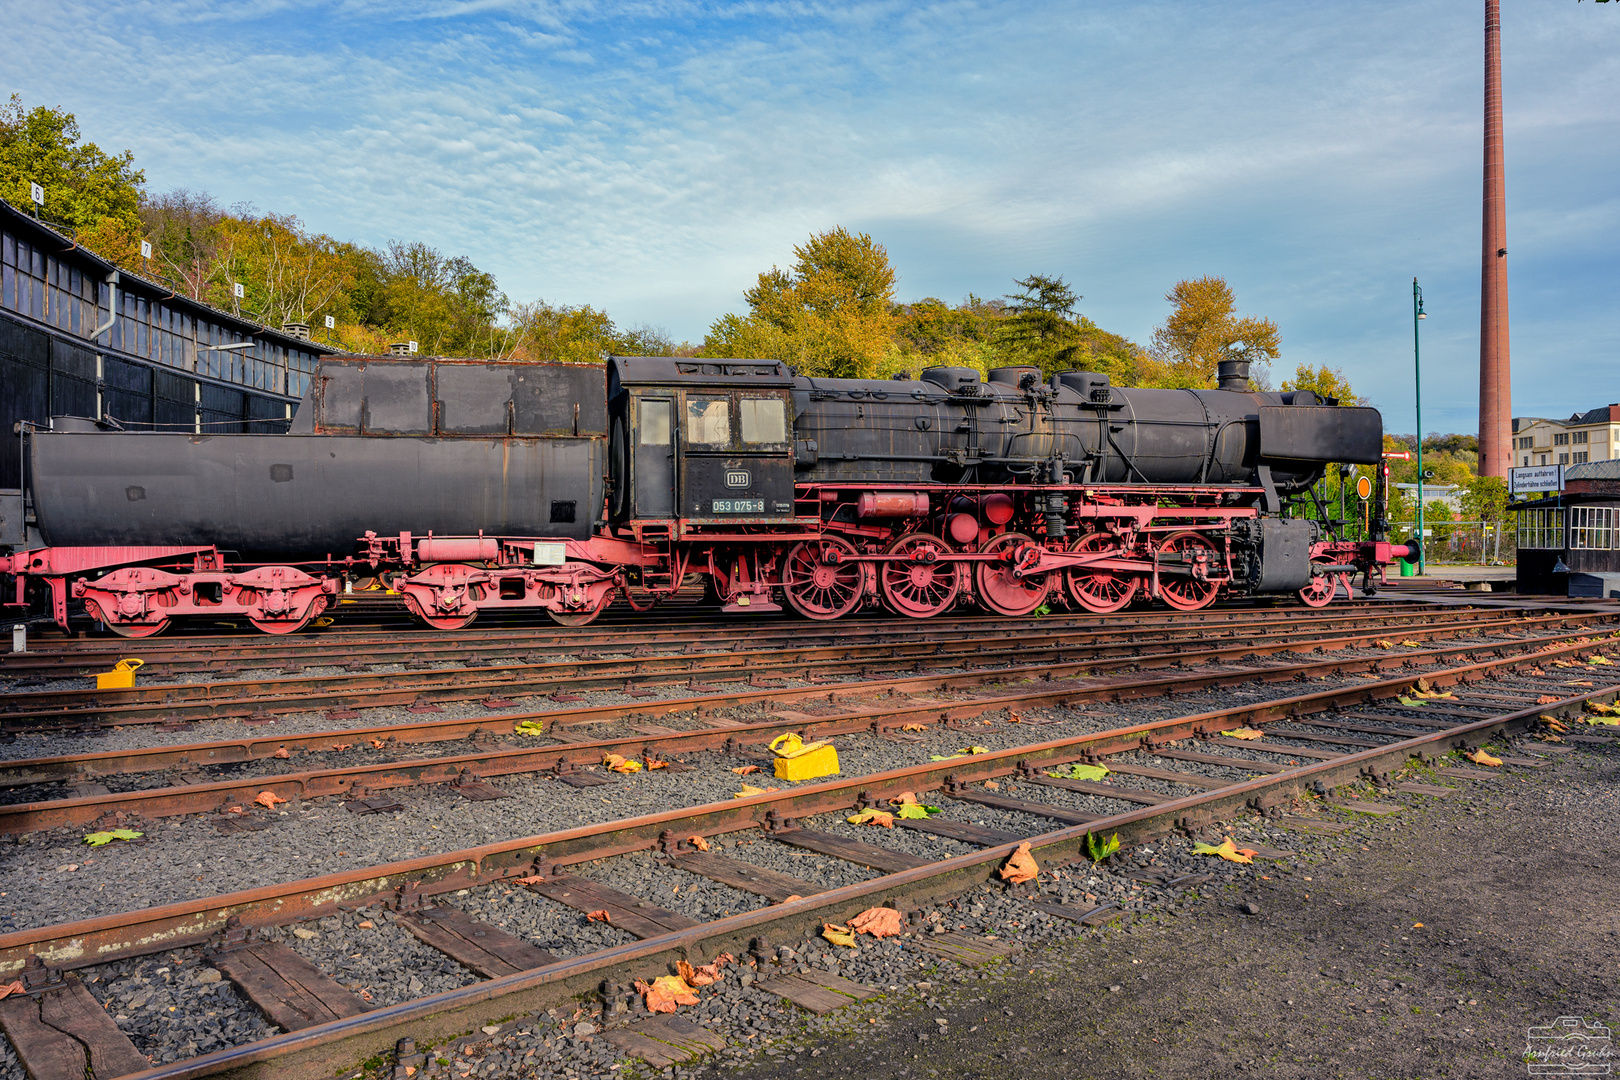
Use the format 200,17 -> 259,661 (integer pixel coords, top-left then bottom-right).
0,353 -> 1409,636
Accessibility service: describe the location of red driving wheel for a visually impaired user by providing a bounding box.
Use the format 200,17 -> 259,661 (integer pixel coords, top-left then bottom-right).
1064,532 -> 1140,614
782,537 -> 864,620
880,534 -> 962,618
1156,531 -> 1220,611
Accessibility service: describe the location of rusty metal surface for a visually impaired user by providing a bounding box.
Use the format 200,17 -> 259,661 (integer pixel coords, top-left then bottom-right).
1,609 -> 1606,732
2,632 -> 1610,985
85,676 -> 1619,1080
0,622 -> 1608,834
0,601 -> 1488,679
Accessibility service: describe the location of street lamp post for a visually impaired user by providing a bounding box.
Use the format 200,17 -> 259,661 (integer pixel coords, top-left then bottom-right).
1412,278 -> 1427,575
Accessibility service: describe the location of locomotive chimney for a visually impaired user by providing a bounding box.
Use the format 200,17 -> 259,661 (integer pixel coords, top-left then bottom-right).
1216,358 -> 1250,392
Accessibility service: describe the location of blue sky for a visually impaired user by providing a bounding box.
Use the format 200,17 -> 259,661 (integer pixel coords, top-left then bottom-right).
6,0 -> 1617,435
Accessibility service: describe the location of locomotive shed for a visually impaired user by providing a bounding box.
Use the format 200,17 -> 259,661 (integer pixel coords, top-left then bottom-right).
1,590 -> 1618,1080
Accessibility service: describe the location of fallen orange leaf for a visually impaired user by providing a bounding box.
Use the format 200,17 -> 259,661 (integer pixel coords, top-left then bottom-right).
901,723 -> 926,733
603,753 -> 641,773
1191,837 -> 1256,864
637,975 -> 698,1013
686,835 -> 711,851
585,910 -> 612,924
999,841 -> 1039,885
1466,748 -> 1503,767
1413,922 -> 1424,928
329,743 -> 351,752
272,747 -> 290,759
731,765 -> 761,776
848,907 -> 906,938
645,756 -> 668,770
0,980 -> 23,1001
677,953 -> 734,986
889,790 -> 921,806
225,805 -> 245,815
983,779 -> 1000,791
1536,695 -> 1559,705
1222,728 -> 1264,741
254,791 -> 288,809
846,808 -> 895,828
733,784 -> 778,798
369,739 -> 386,749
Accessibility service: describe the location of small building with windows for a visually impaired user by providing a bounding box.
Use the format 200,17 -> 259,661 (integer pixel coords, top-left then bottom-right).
1513,406 -> 1620,469
1513,459 -> 1620,597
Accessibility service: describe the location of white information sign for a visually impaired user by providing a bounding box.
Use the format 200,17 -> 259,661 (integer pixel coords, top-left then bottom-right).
1510,464 -> 1564,495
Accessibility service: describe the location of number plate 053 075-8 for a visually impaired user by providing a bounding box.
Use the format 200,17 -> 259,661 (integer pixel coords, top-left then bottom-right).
711,499 -> 765,514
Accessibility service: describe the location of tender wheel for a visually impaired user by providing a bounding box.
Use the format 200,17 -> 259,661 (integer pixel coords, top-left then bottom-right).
400,593 -> 478,631
103,617 -> 171,638
782,538 -> 864,620
83,599 -> 170,638
1063,532 -> 1140,614
248,612 -> 317,635
880,534 -> 962,618
549,591 -> 612,627
974,532 -> 1051,616
1156,531 -> 1220,611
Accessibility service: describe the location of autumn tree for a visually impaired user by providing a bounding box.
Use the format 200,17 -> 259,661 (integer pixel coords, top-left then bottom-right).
1146,276 -> 1279,389
139,189 -> 228,300
1281,363 -> 1367,406
703,227 -> 898,378
0,96 -> 144,256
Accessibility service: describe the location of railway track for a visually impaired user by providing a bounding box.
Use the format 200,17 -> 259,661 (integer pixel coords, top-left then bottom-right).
1,599 -> 1439,680
0,618 -> 1615,1080
0,614 -> 1614,832
0,606 -> 1599,732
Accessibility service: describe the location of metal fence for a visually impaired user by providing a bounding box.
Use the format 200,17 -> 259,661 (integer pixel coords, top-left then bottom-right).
1387,520 -> 1516,566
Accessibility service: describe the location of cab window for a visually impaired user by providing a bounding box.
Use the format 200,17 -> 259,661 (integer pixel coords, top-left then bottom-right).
740,397 -> 786,444
687,397 -> 730,446
639,399 -> 671,445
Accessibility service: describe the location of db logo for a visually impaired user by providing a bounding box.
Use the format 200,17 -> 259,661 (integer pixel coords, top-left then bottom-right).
725,470 -> 751,488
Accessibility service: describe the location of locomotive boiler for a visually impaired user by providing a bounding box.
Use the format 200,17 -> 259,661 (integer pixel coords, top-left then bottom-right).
0,352 -> 1410,636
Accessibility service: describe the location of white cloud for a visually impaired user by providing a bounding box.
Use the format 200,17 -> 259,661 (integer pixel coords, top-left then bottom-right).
8,0 -> 1618,433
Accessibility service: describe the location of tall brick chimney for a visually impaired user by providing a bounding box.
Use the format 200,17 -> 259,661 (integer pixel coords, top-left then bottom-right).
1478,0 -> 1512,477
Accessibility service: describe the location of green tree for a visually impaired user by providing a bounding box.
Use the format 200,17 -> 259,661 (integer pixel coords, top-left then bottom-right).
1281,363 -> 1367,406
1146,276 -> 1279,389
0,96 -> 145,246
702,227 -> 898,378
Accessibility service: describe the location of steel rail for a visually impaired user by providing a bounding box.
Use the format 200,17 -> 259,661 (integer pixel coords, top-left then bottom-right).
0,601 -> 1454,677
0,609 -> 1601,731
3,629 -> 1610,982
0,623 -> 1607,834
1,605 -> 1537,706
2,618 -> 1610,801
13,667 -> 1616,1080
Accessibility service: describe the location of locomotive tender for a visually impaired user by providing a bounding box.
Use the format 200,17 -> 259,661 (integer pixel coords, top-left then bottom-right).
0,353 -> 1409,636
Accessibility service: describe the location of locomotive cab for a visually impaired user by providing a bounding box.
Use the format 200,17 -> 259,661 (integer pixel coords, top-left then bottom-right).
607,357 -> 798,533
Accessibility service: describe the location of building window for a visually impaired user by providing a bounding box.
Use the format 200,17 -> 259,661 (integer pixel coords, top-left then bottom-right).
1540,454 -> 1549,465
1554,433 -> 1570,446
1517,507 -> 1565,549
1574,452 -> 1590,464
1569,506 -> 1616,550
1523,456 -> 1530,466
1559,453 -> 1570,465
1516,436 -> 1533,449
1574,431 -> 1589,444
